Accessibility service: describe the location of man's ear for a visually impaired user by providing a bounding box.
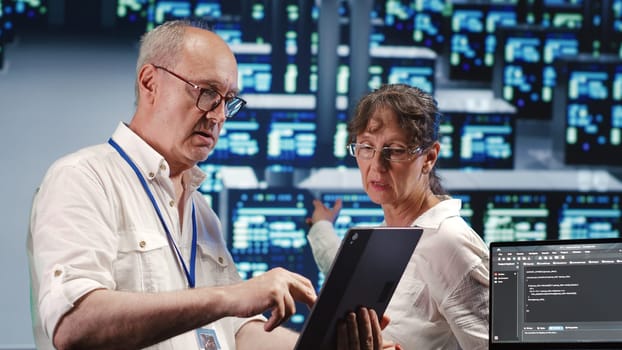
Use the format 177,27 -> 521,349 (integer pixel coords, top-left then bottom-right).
137,64 -> 158,105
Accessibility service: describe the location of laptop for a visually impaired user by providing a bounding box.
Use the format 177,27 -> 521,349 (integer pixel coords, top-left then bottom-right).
489,238 -> 622,350
294,226 -> 423,350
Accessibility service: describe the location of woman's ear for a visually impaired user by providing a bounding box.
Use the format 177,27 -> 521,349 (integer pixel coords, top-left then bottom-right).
423,142 -> 440,172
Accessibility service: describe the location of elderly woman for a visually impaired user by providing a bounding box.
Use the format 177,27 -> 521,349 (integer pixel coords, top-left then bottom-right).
307,84 -> 489,350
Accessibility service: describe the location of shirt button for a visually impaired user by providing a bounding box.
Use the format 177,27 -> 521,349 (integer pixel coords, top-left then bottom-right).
169,200 -> 175,207
54,270 -> 62,277
139,240 -> 146,248
148,172 -> 155,178
218,257 -> 224,264
160,164 -> 166,171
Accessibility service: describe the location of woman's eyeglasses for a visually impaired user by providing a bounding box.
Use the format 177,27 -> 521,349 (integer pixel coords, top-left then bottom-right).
347,143 -> 424,162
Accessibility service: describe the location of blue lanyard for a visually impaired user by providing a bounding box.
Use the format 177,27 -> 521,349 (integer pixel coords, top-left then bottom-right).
108,138 -> 197,288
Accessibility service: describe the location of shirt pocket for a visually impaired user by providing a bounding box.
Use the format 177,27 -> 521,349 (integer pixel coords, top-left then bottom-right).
114,229 -> 173,292
196,242 -> 239,286
396,273 -> 439,321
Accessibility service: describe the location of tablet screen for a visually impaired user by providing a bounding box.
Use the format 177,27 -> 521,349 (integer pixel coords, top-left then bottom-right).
295,226 -> 423,350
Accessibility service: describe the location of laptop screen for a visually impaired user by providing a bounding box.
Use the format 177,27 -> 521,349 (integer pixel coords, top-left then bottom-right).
490,238 -> 622,349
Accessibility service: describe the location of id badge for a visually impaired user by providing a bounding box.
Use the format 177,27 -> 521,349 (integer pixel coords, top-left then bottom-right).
196,327 -> 223,350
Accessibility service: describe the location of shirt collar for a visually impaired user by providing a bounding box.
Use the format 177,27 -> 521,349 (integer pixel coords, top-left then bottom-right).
412,196 -> 463,229
110,122 -> 206,190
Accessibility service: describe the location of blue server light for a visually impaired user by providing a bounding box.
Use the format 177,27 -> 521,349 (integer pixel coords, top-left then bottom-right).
225,188 -> 318,330
482,191 -> 549,244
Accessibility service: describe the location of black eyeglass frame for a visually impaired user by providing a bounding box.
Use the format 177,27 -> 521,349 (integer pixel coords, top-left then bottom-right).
347,142 -> 425,162
153,64 -> 246,118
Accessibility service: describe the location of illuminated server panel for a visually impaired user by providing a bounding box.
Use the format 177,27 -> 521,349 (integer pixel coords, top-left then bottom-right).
195,163 -> 227,216
449,1 -> 517,82
317,191 -> 384,240
411,0 -> 446,52
330,55 -> 350,170
200,191 -> 220,217
116,0 -> 151,33
556,192 -> 622,240
368,45 -> 436,94
277,0 -> 316,94
256,94 -> 318,167
445,190 -> 622,242
140,0 -> 241,31
446,191 -> 477,227
218,1 -> 314,96
540,0 -> 585,29
206,40 -> 271,166
264,100 -> 317,166
224,188 -> 317,330
370,0 -> 446,53
588,0 -> 622,56
331,108 -> 355,167
482,191 -> 549,244
437,112 -> 515,169
196,163 -> 225,192
327,0 -> 355,168
208,37 -> 287,167
552,54 -> 622,167
3,0 -> 48,41
208,108 -> 263,166
493,25 -> 580,119
233,41 -> 272,93
209,94 -> 319,168
116,1 -> 272,40
116,0 -> 149,19
152,1 -> 191,26
610,0 -> 622,56
198,163 -> 224,193
266,108 -> 317,165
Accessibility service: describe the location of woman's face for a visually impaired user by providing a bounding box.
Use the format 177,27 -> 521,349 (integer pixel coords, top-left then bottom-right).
355,107 -> 430,208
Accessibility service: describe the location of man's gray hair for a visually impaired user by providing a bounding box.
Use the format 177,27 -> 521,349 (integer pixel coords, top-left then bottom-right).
134,19 -> 211,102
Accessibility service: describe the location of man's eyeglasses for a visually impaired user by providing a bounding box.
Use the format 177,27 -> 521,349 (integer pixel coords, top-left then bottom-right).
347,143 -> 424,162
153,65 -> 246,118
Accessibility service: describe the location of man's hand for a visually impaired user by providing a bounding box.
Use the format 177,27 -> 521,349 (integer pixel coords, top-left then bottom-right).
222,267 -> 317,331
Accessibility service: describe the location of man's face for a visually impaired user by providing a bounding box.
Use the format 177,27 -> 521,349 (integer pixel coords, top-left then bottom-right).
151,28 -> 239,172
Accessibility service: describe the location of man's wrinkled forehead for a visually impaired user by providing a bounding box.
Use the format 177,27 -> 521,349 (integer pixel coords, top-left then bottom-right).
181,29 -> 239,89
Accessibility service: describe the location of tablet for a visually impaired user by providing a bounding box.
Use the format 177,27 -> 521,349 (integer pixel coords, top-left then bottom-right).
294,226 -> 423,350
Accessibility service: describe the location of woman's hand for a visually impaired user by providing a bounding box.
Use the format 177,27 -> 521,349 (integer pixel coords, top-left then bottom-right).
306,198 -> 343,226
336,307 -> 402,350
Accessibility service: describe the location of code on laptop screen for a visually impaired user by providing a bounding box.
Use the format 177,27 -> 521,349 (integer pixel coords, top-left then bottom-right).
490,239 -> 622,348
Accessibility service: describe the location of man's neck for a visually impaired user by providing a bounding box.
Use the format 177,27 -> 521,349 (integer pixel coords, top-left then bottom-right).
171,173 -> 187,222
